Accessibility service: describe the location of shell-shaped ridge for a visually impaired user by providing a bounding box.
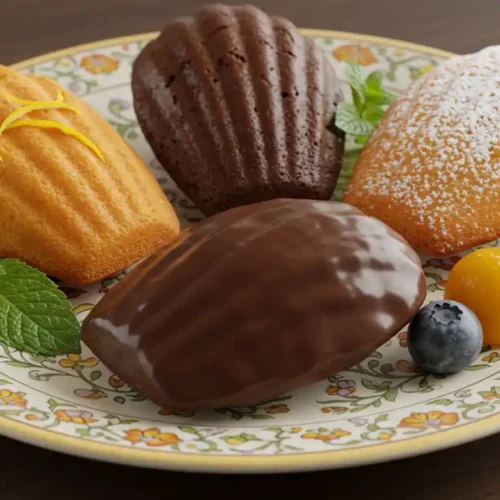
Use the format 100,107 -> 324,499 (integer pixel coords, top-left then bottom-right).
343,46 -> 500,256
132,4 -> 345,216
82,199 -> 427,411
0,66 -> 180,284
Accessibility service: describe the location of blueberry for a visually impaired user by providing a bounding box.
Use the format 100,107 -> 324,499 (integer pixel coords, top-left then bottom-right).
408,300 -> 483,374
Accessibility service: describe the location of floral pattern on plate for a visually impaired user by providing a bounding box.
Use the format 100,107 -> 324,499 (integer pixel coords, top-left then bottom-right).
6,32 -> 496,463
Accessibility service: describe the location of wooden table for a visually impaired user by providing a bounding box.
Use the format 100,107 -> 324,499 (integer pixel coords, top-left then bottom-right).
1,0 -> 500,498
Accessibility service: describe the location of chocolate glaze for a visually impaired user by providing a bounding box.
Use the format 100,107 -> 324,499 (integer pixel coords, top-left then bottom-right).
82,199 -> 427,411
131,4 -> 345,216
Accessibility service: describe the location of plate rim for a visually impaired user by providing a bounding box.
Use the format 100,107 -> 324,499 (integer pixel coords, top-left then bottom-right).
4,29 -> 485,474
9,29 -> 454,71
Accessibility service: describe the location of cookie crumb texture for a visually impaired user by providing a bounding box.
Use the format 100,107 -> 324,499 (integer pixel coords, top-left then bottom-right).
132,4 -> 345,216
344,46 -> 500,256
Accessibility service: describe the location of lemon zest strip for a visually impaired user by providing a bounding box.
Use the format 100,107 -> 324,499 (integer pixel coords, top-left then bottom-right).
2,91 -> 64,105
0,101 -> 81,136
5,119 -> 104,162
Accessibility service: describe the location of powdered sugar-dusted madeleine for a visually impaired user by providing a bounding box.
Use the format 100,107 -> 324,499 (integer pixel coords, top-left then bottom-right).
0,65 -> 180,284
343,46 -> 500,256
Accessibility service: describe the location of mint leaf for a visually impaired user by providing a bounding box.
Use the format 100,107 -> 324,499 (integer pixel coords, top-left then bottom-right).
344,62 -> 366,113
365,88 -> 396,107
335,102 -> 375,136
0,259 -> 81,356
354,135 -> 370,146
335,63 -> 397,145
362,104 -> 386,126
351,89 -> 364,117
365,70 -> 383,92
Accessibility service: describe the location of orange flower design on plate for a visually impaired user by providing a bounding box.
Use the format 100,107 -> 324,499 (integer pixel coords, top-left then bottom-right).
74,388 -> 106,399
398,411 -> 458,430
109,375 -> 125,388
483,352 -> 500,363
301,429 -> 351,441
59,354 -> 98,370
479,387 -> 500,400
378,431 -> 394,440
81,54 -> 120,74
265,404 -> 289,414
0,389 -> 26,408
55,409 -> 96,425
333,44 -> 378,66
321,406 -> 346,414
124,428 -> 182,447
25,414 -> 40,421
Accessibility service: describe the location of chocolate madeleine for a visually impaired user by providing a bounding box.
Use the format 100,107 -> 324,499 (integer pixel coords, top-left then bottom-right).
132,4 -> 344,216
82,199 -> 426,412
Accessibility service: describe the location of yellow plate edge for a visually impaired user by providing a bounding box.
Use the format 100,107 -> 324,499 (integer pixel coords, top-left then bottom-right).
4,29 -> 479,474
9,29 -> 455,70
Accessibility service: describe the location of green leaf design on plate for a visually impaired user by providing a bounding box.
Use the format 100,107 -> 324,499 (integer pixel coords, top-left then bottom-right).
179,426 -> 197,434
3,361 -> 33,368
380,363 -> 395,375
47,398 -> 75,411
428,398 -> 453,406
361,379 -> 386,391
0,259 -> 81,356
384,388 -> 398,402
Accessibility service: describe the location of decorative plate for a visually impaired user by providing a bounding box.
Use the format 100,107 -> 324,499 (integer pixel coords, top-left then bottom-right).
2,30 -> 496,474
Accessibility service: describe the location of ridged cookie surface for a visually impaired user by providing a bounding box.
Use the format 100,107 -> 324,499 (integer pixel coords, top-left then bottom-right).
344,46 -> 500,256
0,66 -> 180,283
132,4 -> 344,216
82,199 -> 426,411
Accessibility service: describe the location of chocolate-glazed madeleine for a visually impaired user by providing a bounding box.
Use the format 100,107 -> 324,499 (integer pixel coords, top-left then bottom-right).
132,4 -> 344,216
82,199 -> 427,412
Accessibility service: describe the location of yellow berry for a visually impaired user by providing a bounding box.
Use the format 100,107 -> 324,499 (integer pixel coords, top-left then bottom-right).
444,248 -> 500,345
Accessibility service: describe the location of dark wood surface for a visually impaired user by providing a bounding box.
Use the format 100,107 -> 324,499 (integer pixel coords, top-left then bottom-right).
1,0 -> 500,498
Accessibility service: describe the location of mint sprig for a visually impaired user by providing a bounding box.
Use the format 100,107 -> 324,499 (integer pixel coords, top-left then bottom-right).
0,259 -> 81,356
335,62 -> 396,146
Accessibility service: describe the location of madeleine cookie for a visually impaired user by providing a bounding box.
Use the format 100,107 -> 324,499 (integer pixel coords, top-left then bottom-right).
0,66 -> 180,284
132,4 -> 344,216
344,46 -> 500,256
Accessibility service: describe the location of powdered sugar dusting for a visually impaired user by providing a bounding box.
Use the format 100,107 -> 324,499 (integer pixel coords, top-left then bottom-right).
350,46 -> 500,254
